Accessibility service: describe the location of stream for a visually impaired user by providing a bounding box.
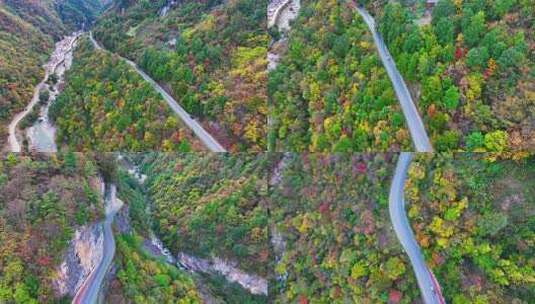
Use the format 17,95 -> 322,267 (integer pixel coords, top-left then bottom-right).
118,155 -> 268,296
158,0 -> 178,17
27,32 -> 80,152
6,32 -> 81,152
269,154 -> 290,287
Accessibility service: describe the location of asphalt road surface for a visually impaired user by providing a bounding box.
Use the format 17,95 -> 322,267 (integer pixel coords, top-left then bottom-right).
72,184 -> 122,304
7,33 -> 80,152
389,153 -> 445,304
356,7 -> 433,152
89,32 -> 226,152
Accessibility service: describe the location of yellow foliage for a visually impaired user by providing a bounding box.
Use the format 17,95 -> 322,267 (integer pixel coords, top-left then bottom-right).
436,237 -> 449,248
196,14 -> 215,32
243,120 -> 259,143
465,73 -> 483,102
207,80 -> 225,97
309,81 -> 321,102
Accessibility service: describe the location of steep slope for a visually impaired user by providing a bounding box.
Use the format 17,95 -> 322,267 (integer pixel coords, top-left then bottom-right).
375,0 -> 535,151
139,153 -> 270,279
49,37 -> 205,152
110,153 -> 271,302
404,153 -> 535,302
0,153 -> 104,303
0,0 -> 105,149
268,0 -> 412,152
105,233 -> 202,303
268,153 -> 422,302
56,0 -> 106,29
93,0 -> 267,152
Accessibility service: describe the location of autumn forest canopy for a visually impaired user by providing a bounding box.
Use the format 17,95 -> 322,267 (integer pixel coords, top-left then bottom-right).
1,0 -> 533,152
0,0 -> 534,303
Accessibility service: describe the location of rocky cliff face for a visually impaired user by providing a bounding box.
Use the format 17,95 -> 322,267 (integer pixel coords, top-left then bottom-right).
177,253 -> 268,296
114,200 -> 132,235
54,224 -> 104,297
54,175 -> 106,298
159,0 -> 178,17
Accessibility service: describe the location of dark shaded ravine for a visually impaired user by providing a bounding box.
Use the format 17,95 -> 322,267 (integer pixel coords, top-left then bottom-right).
118,156 -> 268,298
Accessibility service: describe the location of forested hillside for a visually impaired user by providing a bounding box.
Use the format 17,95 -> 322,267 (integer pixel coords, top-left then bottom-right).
375,0 -> 534,151
56,0 -> 106,29
50,38 -> 204,152
93,0 -> 267,152
268,0 -> 411,152
0,0 -> 105,148
405,153 -> 535,302
111,153 -> 270,302
268,153 -> 421,302
137,153 -> 271,278
105,233 -> 202,303
0,153 -> 104,303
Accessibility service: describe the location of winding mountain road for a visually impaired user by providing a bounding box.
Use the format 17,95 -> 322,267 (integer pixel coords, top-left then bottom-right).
7,81 -> 46,152
389,153 -> 445,304
354,6 -> 433,152
89,32 -> 226,152
72,184 -> 122,304
7,33 -> 80,152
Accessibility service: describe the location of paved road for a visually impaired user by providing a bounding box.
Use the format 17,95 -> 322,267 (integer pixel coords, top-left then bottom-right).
7,33 -> 80,152
355,6 -> 433,152
72,184 -> 122,304
389,153 -> 445,304
7,81 -> 46,152
89,32 -> 226,152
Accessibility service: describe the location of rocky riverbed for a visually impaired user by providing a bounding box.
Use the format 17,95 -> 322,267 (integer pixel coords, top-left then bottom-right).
26,32 -> 80,152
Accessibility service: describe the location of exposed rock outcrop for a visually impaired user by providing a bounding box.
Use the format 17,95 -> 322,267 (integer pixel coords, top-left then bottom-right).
54,175 -> 106,298
54,224 -> 104,297
114,199 -> 132,235
159,0 -> 178,17
177,252 -> 268,296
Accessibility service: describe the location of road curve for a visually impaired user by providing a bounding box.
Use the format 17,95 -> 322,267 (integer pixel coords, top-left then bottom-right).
7,81 -> 46,152
354,6 -> 433,152
89,32 -> 226,152
7,34 -> 80,152
72,184 -> 122,304
389,153 -> 445,304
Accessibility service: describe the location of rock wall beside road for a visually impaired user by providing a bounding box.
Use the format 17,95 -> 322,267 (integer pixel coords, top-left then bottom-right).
54,224 -> 104,297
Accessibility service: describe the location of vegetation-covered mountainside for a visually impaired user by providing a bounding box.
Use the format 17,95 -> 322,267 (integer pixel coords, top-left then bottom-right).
55,0 -> 106,29
268,153 -> 421,303
268,0 -> 412,152
113,154 -> 269,303
93,0 -> 267,152
0,0 -> 105,148
50,37 -> 204,152
136,153 -> 270,277
0,153 -> 104,303
374,0 -> 534,151
105,233 -> 202,303
405,153 -> 535,303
